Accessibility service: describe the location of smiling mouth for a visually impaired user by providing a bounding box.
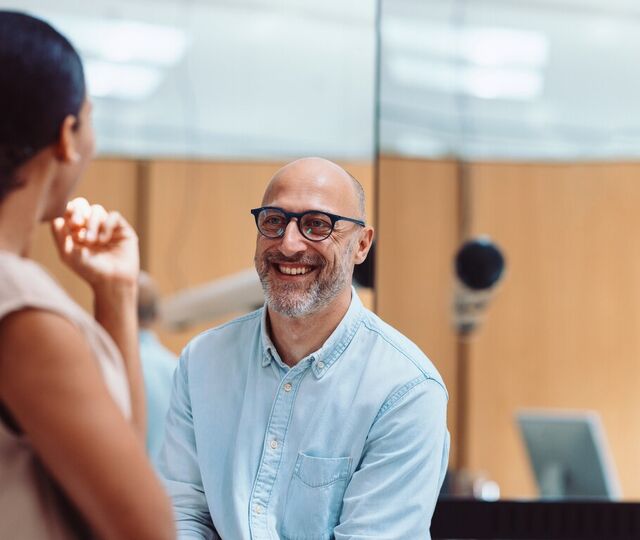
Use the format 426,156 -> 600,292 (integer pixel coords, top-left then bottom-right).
275,264 -> 314,276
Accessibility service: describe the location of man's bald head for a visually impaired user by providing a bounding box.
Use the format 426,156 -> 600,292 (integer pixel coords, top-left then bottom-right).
262,157 -> 366,221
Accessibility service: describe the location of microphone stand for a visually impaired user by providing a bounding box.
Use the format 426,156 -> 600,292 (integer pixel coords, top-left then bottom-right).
456,333 -> 472,470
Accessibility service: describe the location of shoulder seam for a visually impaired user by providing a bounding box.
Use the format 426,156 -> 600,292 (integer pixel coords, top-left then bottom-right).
361,318 -> 430,377
361,316 -> 448,400
374,376 -> 447,423
374,376 -> 425,422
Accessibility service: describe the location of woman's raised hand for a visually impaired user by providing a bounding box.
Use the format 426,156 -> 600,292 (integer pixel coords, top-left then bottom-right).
51,197 -> 139,288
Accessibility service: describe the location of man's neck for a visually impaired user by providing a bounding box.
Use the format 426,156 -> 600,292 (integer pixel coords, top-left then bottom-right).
267,288 -> 352,367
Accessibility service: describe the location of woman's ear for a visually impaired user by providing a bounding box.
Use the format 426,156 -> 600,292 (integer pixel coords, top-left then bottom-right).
55,114 -> 80,164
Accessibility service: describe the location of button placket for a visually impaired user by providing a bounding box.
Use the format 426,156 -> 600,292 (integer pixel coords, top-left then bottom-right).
249,367 -> 306,538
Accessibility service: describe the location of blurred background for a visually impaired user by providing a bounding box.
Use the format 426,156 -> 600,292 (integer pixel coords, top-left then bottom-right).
10,0 -> 640,502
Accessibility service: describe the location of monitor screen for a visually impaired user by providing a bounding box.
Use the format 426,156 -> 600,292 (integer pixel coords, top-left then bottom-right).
517,410 -> 621,500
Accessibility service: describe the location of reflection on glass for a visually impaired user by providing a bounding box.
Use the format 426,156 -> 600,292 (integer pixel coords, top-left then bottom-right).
12,0 -> 376,160
380,0 -> 640,160
378,0 -> 640,504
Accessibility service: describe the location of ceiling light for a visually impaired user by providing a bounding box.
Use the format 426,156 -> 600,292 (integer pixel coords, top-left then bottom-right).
84,60 -> 163,100
47,14 -> 188,66
389,56 -> 543,101
384,19 -> 549,68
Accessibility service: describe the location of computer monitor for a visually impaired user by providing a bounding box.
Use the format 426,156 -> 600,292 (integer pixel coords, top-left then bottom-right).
516,410 -> 621,500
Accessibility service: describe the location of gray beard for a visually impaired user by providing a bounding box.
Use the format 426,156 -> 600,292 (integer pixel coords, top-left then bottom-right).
256,240 -> 356,319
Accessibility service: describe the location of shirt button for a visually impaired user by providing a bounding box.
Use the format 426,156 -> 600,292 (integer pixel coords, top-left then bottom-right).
283,383 -> 293,392
316,361 -> 325,370
254,504 -> 262,514
270,439 -> 278,449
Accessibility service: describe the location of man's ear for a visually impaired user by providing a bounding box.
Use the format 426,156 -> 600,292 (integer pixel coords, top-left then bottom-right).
54,114 -> 80,164
354,226 -> 374,265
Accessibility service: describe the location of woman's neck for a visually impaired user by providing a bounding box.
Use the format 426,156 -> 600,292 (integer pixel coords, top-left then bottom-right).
0,195 -> 39,256
0,159 -> 53,256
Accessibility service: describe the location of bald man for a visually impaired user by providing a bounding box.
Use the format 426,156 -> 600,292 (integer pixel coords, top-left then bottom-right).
159,158 -> 449,540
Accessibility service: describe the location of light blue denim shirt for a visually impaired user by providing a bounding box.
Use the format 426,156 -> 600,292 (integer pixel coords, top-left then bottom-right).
159,289 -> 449,540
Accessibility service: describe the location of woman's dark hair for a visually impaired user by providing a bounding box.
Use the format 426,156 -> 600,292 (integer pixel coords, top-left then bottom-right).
0,11 -> 85,200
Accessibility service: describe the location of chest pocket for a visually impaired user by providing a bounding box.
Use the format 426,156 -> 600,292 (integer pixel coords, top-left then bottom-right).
281,452 -> 352,540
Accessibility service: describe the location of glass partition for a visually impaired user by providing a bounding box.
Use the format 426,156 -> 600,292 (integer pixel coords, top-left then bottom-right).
380,0 -> 640,161
12,0 -> 377,351
14,0 -> 376,160
378,0 -> 640,501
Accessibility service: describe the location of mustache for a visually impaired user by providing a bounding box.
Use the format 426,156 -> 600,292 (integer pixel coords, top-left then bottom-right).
262,251 -> 325,267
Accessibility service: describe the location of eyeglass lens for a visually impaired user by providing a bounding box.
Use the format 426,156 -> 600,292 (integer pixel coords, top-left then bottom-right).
257,208 -> 333,241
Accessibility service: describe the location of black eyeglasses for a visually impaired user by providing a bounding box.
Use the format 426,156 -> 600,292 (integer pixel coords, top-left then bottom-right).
251,206 -> 365,242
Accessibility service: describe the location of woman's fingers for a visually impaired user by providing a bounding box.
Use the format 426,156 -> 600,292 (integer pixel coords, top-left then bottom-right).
84,204 -> 107,244
50,216 -> 75,256
66,197 -> 91,227
62,197 -> 91,243
61,198 -> 118,246
98,211 -> 122,244
51,217 -> 67,255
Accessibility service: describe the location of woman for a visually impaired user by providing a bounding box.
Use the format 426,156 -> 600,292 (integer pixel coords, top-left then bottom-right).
0,11 -> 175,540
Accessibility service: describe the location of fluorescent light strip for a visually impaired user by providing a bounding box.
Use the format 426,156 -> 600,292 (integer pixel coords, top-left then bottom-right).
384,19 -> 549,68
48,14 -> 188,66
389,56 -> 544,100
85,60 -> 163,100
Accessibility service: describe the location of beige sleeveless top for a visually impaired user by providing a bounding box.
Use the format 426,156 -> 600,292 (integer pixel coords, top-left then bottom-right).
0,251 -> 131,539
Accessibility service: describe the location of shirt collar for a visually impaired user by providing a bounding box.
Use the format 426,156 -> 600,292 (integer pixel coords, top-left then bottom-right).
260,287 -> 365,378
260,312 -> 285,368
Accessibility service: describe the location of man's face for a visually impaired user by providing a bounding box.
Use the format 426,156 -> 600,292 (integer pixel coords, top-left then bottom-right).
254,163 -> 363,319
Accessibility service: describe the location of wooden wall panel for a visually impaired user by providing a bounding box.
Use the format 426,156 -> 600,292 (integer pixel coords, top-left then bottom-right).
344,162 -> 375,228
25,156 -> 372,358
141,160 -> 281,354
29,159 -> 139,312
142,159 -> 374,354
466,163 -> 640,499
376,156 -> 460,466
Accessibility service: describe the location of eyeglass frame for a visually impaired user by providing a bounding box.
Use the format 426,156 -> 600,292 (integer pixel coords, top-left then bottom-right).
250,206 -> 366,242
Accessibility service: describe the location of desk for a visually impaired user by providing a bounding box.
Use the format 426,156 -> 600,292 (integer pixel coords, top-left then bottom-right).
432,499 -> 640,539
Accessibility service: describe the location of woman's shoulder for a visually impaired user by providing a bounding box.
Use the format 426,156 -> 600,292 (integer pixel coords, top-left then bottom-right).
0,252 -> 72,316
0,251 -> 132,418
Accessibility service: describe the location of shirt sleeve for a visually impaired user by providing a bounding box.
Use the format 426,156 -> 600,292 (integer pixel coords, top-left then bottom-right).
158,344 -> 219,540
334,377 -> 450,539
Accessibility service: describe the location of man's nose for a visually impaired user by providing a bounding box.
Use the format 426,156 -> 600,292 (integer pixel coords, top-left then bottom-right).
278,219 -> 307,256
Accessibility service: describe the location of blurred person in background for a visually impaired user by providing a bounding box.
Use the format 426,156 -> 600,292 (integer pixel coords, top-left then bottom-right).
138,270 -> 177,466
0,11 -> 175,540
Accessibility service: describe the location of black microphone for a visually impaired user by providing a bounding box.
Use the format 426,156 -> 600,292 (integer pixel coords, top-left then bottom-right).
453,237 -> 506,336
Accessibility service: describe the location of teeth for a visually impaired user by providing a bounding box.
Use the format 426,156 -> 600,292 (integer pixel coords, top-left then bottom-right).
278,265 -> 311,275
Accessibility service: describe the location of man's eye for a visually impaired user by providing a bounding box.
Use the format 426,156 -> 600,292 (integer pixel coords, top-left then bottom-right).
303,215 -> 332,230
265,216 -> 284,225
